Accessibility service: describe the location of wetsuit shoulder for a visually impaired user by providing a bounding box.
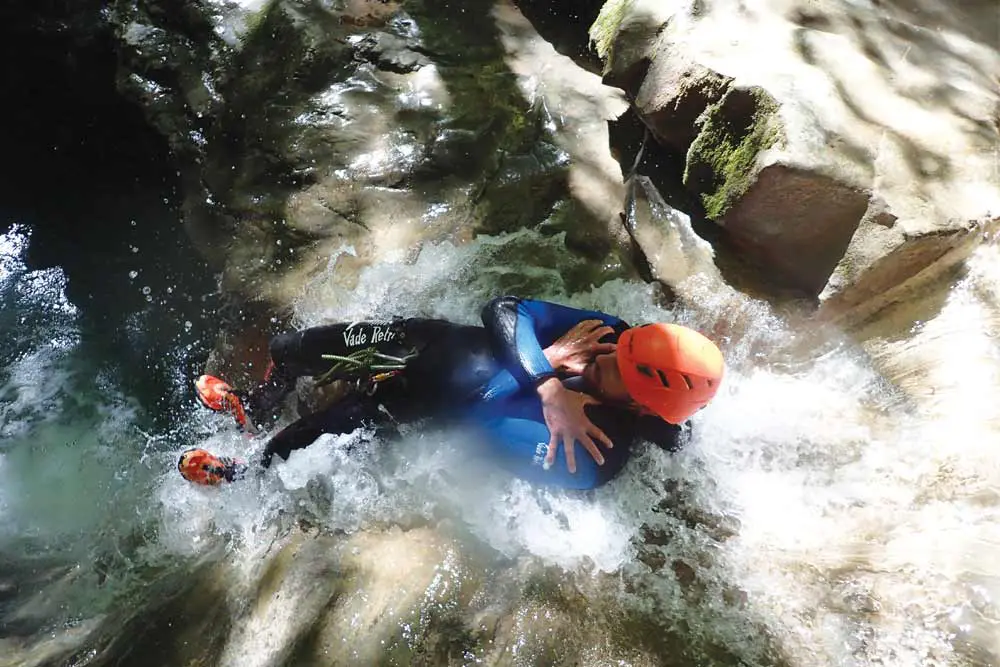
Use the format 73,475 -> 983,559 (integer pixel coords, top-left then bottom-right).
480,295 -> 629,391
633,414 -> 685,452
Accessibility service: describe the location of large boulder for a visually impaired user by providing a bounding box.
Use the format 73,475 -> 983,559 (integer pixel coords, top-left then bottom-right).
590,0 -> 1000,329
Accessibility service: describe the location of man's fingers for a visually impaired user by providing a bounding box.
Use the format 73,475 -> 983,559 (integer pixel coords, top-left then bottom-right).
591,426 -> 614,451
544,435 -> 559,470
573,404 -> 612,450
593,342 -> 617,354
572,320 -> 602,337
580,434 -> 605,466
565,438 -> 577,473
590,325 -> 614,340
585,326 -> 614,346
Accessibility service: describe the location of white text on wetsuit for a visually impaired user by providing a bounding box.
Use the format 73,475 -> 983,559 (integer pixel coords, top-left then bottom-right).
343,324 -> 397,347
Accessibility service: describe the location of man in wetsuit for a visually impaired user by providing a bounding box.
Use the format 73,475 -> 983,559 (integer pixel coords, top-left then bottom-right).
178,295 -> 725,490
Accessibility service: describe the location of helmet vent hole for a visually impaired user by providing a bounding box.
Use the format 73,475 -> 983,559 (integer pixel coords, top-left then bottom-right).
681,374 -> 694,389
655,369 -> 670,388
637,364 -> 655,379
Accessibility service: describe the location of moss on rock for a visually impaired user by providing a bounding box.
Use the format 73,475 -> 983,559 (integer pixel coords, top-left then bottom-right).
588,0 -> 633,66
683,86 -> 784,220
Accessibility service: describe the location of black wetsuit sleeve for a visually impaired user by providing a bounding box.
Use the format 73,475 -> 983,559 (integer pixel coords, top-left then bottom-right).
260,394 -> 397,467
634,415 -> 685,452
480,296 -> 627,392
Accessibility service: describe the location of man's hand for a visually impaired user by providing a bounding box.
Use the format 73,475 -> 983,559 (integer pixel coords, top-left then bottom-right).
536,377 -> 613,474
543,319 -> 616,376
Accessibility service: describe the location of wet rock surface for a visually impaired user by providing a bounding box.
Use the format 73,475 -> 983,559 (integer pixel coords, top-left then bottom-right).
109,0 -> 642,337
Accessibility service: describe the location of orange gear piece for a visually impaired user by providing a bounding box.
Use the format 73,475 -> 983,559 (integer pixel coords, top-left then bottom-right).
177,448 -> 246,485
195,375 -> 252,431
616,323 -> 725,424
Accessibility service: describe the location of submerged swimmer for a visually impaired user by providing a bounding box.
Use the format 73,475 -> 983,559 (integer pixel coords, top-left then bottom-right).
179,295 -> 725,490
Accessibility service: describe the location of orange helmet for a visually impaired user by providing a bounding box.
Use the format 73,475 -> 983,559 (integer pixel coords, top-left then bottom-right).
616,323 -> 724,424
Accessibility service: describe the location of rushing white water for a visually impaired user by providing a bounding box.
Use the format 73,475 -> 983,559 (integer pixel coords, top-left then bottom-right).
7,209 -> 1000,665
149,223 -> 1000,665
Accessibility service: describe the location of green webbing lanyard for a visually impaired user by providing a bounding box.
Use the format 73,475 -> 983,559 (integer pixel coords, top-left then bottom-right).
315,346 -> 419,391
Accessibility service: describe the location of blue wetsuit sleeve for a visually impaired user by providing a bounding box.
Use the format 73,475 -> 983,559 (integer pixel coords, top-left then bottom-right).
480,295 -> 626,392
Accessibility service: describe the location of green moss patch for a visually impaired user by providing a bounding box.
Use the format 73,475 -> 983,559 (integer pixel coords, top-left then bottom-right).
683,86 -> 784,220
589,0 -> 633,66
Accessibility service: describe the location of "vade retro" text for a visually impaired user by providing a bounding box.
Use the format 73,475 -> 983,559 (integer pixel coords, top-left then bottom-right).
342,323 -> 398,347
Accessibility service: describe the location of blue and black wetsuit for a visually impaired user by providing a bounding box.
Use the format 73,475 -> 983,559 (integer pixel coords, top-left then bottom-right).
246,296 -> 683,490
